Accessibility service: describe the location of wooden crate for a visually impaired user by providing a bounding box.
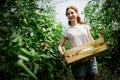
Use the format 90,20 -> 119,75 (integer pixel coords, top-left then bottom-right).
63,36 -> 108,65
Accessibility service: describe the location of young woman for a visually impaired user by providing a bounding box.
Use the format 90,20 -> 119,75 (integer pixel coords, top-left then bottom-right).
58,6 -> 98,80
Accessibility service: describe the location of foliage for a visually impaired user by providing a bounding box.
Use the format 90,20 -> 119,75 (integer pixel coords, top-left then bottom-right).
84,0 -> 120,79
0,0 -> 70,80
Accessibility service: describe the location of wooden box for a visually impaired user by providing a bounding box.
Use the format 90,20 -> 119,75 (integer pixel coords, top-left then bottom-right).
63,36 -> 108,65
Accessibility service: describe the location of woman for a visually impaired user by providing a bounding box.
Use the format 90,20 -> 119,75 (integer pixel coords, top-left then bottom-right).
58,6 -> 98,80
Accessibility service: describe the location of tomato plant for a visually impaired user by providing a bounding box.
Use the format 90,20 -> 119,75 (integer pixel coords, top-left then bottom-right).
0,0 -> 71,80
84,0 -> 120,79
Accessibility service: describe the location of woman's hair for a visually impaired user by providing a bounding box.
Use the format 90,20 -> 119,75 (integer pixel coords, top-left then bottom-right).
65,6 -> 84,25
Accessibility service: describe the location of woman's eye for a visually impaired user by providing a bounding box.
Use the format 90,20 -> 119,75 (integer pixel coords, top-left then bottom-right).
71,12 -> 74,14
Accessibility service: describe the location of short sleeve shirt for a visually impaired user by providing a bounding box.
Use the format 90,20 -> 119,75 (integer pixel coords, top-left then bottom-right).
62,24 -> 91,48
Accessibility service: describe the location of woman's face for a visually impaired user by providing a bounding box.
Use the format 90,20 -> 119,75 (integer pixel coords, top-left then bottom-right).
66,8 -> 78,22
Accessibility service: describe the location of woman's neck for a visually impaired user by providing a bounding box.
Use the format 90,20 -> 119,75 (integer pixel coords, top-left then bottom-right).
71,21 -> 79,27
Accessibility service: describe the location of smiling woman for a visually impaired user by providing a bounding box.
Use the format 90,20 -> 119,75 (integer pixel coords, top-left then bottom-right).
58,5 -> 98,80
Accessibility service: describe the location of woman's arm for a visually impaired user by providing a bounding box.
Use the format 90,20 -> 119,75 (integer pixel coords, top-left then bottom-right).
87,31 -> 94,41
58,36 -> 67,55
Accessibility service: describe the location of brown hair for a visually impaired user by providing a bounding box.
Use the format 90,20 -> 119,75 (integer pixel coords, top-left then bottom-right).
66,6 -> 84,25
